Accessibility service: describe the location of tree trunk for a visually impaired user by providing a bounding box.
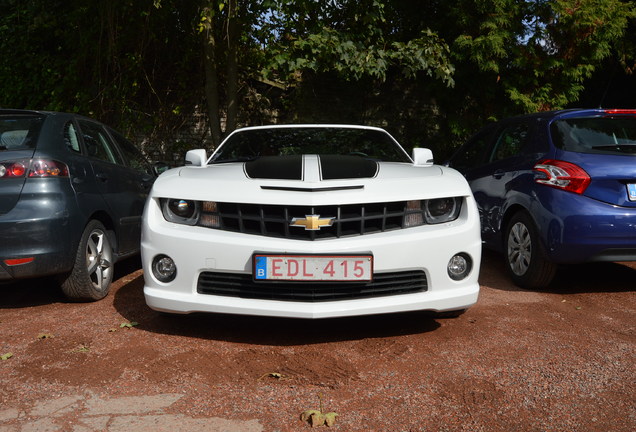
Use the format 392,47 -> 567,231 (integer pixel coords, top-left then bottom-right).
203,22 -> 222,148
225,0 -> 239,134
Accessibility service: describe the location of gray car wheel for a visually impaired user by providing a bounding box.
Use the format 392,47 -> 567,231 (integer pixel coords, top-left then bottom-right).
505,212 -> 557,289
60,220 -> 114,301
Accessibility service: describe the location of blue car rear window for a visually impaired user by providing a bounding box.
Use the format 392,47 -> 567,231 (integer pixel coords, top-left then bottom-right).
551,116 -> 636,155
0,115 -> 44,151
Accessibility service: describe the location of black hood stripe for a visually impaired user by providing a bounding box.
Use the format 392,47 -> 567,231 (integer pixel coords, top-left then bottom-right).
244,155 -> 303,180
318,154 -> 378,180
245,155 -> 378,180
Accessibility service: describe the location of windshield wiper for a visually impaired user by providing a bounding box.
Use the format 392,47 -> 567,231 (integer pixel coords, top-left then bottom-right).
591,144 -> 636,153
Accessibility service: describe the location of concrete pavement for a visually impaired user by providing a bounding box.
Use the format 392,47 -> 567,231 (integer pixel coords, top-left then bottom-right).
0,393 -> 263,432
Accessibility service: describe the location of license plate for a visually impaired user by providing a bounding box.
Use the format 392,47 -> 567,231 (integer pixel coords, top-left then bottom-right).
253,254 -> 373,281
628,184 -> 636,202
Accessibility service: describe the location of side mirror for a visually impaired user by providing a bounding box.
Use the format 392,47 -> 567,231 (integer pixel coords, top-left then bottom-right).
412,147 -> 434,167
185,149 -> 208,167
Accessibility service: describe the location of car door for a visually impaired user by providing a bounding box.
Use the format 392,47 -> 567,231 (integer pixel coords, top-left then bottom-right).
77,119 -> 152,256
450,120 -> 536,248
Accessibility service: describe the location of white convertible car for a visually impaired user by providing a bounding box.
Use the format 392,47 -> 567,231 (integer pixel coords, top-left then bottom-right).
141,125 -> 481,318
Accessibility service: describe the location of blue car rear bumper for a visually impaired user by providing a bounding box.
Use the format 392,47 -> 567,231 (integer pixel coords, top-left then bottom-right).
536,189 -> 636,263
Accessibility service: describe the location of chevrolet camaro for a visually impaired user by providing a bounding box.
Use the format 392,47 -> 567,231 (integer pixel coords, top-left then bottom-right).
141,125 -> 481,318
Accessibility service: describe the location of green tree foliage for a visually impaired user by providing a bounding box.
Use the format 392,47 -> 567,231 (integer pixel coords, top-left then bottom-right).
0,0 -> 634,158
449,0 -> 634,113
377,0 -> 635,149
259,0 -> 455,86
0,0 -> 201,138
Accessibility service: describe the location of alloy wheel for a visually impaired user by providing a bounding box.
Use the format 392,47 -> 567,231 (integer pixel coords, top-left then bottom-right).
85,228 -> 113,293
507,221 -> 532,276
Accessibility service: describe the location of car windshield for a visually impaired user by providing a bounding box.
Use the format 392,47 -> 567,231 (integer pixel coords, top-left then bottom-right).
210,127 -> 412,163
551,116 -> 636,155
0,115 -> 44,151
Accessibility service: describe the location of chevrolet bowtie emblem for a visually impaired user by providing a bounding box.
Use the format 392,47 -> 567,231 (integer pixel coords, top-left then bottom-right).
290,215 -> 335,231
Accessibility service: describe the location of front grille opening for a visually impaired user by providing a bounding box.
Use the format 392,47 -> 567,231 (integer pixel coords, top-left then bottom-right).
197,270 -> 428,302
201,200 -> 447,241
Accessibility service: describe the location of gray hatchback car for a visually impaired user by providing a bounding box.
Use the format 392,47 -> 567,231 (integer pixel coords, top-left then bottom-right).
0,109 -> 157,301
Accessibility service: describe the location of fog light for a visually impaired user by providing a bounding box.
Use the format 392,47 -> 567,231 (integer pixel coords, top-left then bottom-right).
447,253 -> 472,281
152,255 -> 177,282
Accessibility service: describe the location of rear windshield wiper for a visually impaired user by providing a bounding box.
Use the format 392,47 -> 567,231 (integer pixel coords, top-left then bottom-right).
591,144 -> 636,153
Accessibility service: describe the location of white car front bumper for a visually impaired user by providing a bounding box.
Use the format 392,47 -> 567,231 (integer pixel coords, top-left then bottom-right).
141,198 -> 481,319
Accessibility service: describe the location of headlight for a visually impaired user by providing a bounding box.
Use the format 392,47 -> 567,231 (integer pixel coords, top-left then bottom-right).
404,197 -> 462,227
424,197 -> 461,224
160,199 -> 221,228
161,198 -> 200,225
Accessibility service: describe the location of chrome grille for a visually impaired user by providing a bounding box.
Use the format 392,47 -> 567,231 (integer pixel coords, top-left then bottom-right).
202,202 -> 407,240
197,270 -> 428,302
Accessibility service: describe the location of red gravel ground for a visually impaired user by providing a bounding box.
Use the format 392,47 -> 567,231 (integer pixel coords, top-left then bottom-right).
1,250 -> 635,431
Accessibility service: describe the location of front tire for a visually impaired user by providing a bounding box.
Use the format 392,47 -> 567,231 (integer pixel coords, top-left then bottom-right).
505,212 -> 557,289
60,220 -> 114,301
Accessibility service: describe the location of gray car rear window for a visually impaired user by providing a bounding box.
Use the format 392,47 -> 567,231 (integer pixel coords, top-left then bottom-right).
551,116 -> 636,155
0,115 -> 44,151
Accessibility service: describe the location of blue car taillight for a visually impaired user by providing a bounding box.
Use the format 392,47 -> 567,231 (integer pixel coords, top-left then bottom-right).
533,159 -> 591,194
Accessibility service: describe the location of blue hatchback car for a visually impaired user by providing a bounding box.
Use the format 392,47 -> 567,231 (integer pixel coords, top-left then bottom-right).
0,109 -> 158,300
448,108 -> 636,288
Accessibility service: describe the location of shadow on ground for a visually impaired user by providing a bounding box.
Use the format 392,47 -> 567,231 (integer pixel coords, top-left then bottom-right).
479,249 -> 636,294
0,256 -> 142,309
112,272 -> 443,346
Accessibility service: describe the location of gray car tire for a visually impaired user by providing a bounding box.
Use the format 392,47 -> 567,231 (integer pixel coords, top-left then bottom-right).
60,220 -> 114,301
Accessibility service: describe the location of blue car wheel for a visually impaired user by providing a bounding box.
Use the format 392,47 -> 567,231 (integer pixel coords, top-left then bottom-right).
505,211 -> 557,289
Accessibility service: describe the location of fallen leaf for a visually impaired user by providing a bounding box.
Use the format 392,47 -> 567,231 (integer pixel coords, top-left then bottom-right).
309,412 -> 326,427
258,372 -> 286,380
120,321 -> 139,328
1,352 -> 13,361
300,409 -> 338,427
74,344 -> 90,353
300,410 -> 321,422
324,412 -> 338,427
301,393 -> 338,427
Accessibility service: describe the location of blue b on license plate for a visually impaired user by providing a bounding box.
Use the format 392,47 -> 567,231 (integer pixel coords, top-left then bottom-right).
253,254 -> 373,281
628,184 -> 636,201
